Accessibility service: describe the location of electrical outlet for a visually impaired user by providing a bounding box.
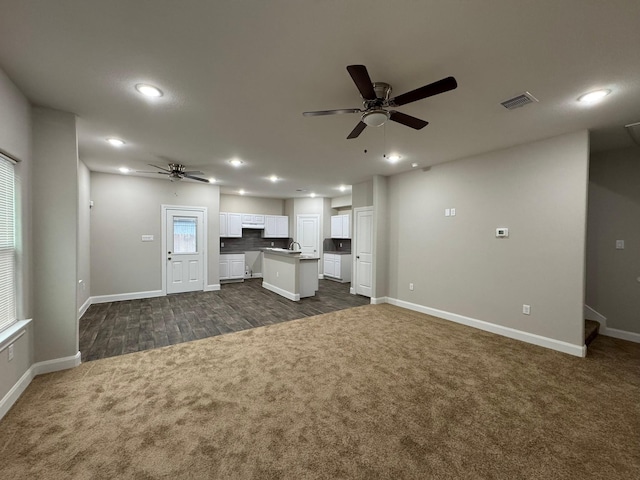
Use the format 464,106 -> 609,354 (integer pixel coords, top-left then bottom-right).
271,242 -> 274,246
340,242 -> 343,248
616,240 -> 625,249
221,241 -> 224,248
409,283 -> 414,291
276,271 -> 279,278
445,208 -> 450,217
8,344 -> 14,361
450,208 -> 456,216
522,304 -> 531,315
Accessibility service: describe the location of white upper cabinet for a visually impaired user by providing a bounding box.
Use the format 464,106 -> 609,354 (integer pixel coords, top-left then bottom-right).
220,212 -> 242,237
263,215 -> 289,238
242,214 -> 265,226
331,214 -> 350,239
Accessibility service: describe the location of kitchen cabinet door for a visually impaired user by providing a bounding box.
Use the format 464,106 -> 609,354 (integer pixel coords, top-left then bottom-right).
220,213 -> 228,237
230,257 -> 245,279
276,215 -> 289,237
342,215 -> 350,239
323,254 -> 335,277
331,215 -> 343,238
227,213 -> 242,237
219,258 -> 230,280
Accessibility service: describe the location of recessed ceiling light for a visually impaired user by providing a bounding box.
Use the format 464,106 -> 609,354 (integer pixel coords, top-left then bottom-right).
135,83 -> 163,97
577,89 -> 611,104
118,167 -> 130,173
387,154 -> 401,163
411,162 -> 419,168
107,138 -> 125,147
208,177 -> 216,184
229,159 -> 244,167
238,189 -> 245,195
269,175 -> 278,182
339,185 -> 346,192
310,192 -> 316,198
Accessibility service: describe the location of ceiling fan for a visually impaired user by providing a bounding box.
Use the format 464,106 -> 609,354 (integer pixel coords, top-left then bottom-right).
137,163 -> 210,183
303,65 -> 457,139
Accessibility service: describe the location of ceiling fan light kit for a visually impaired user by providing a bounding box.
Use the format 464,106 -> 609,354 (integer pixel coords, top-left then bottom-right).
362,110 -> 389,127
303,64 -> 457,139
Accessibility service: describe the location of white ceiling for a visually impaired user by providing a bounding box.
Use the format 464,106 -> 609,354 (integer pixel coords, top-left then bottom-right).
1,0 -> 639,198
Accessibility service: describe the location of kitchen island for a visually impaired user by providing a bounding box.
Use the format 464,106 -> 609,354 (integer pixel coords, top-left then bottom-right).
262,249 -> 319,301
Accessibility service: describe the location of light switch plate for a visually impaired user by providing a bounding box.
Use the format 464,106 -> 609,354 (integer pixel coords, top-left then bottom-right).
522,304 -> 531,315
141,235 -> 154,242
450,208 -> 456,216
445,209 -> 450,217
616,240 -> 625,249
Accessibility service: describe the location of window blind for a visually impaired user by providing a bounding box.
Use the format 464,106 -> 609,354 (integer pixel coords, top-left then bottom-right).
0,154 -> 16,332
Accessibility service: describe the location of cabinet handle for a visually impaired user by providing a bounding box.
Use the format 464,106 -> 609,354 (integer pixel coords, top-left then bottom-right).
168,257 -> 172,261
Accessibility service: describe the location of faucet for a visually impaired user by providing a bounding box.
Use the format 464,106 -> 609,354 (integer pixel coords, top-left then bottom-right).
289,241 -> 301,251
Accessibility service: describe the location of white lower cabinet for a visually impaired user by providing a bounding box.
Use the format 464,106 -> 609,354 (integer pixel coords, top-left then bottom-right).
220,254 -> 245,281
323,253 -> 351,283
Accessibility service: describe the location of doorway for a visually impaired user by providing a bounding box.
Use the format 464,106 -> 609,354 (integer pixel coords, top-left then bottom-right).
162,206 -> 207,294
353,207 -> 373,297
296,214 -> 320,257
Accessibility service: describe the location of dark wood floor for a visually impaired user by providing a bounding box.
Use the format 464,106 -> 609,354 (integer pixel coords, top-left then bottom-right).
79,279 -> 369,362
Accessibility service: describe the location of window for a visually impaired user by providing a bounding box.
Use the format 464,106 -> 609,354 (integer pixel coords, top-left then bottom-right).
173,216 -> 197,254
0,154 -> 16,332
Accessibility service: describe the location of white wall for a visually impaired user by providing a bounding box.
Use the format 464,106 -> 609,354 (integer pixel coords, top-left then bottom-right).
331,194 -> 352,209
77,161 -> 91,314
32,107 -> 79,362
372,175 -> 389,299
90,172 -> 220,295
387,131 -> 589,347
0,68 -> 34,406
587,146 -> 640,334
352,180 -> 373,209
220,194 -> 284,215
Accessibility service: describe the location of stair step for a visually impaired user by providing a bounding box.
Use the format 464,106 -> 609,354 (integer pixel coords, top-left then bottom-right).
585,319 -> 600,346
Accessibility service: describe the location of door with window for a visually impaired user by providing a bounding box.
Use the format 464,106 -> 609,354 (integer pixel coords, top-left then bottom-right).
165,208 -> 205,294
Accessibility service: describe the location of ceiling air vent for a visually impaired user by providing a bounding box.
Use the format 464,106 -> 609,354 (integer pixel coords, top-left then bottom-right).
500,92 -> 538,110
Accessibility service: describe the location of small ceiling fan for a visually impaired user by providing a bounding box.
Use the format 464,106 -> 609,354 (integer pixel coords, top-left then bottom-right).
137,163 -> 210,183
303,65 -> 457,139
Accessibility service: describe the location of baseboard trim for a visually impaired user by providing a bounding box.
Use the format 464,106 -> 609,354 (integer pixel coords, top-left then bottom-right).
78,297 -> 91,319
584,305 -> 607,328
318,274 -> 324,280
262,281 -> 300,301
204,284 -> 221,292
370,296 -> 388,305
385,297 -> 586,357
90,290 -> 164,304
349,287 -> 355,295
0,367 -> 34,421
32,351 -> 82,376
600,327 -> 640,343
0,351 -> 81,421
243,274 -> 262,280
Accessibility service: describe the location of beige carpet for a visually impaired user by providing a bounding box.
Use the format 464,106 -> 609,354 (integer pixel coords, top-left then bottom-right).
1,304 -> 639,479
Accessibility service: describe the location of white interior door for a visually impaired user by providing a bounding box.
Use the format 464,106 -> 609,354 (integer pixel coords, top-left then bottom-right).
296,214 -> 319,257
354,208 -> 373,297
166,208 -> 205,294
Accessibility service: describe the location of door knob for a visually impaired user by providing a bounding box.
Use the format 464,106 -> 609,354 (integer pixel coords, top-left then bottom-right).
168,257 -> 172,261
356,256 -> 360,259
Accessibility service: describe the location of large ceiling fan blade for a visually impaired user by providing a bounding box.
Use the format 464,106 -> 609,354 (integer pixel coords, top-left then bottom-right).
303,108 -> 361,117
182,170 -> 204,175
184,174 -> 211,183
389,111 -> 429,130
148,163 -> 172,172
347,65 -> 377,100
347,121 -> 367,139
391,76 -> 458,107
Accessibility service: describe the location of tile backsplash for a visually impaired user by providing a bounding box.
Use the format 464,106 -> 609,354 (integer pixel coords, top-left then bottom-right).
323,238 -> 351,252
221,228 -> 291,252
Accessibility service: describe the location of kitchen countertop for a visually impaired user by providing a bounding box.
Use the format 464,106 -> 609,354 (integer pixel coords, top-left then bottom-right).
220,251 -> 248,255
324,251 -> 352,255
